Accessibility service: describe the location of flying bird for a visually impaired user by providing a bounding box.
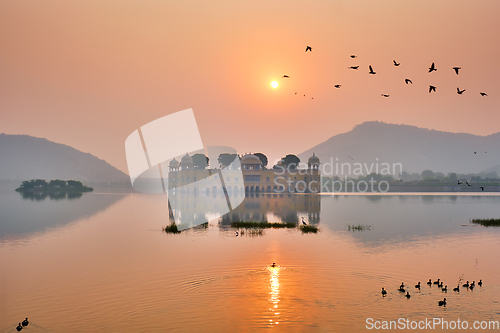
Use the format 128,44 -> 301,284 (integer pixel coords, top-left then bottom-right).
305,46 -> 312,52
334,85 -> 341,88
429,62 -> 437,73
474,151 -> 477,154
480,92 -> 488,96
466,181 -> 471,187
405,79 -> 412,84
381,94 -> 390,97
368,65 -> 376,74
453,67 -> 461,75
393,60 -> 400,66
349,66 -> 359,70
458,181 -> 463,185
457,87 -> 465,94
429,85 -> 436,93
350,55 -> 357,58
282,75 -> 290,78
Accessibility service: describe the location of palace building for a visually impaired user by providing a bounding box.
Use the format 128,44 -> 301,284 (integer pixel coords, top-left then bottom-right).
167,153 -> 321,194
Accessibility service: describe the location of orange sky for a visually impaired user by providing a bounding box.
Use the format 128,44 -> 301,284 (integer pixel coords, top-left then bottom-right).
1,0 -> 499,173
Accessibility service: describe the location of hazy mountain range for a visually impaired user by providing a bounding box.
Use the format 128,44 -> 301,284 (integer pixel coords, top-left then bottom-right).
299,122 -> 500,176
0,134 -> 128,182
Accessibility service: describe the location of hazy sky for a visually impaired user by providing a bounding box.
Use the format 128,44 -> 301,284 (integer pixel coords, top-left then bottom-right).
1,0 -> 499,173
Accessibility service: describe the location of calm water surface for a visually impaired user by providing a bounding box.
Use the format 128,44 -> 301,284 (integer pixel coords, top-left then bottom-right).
1,190 -> 500,332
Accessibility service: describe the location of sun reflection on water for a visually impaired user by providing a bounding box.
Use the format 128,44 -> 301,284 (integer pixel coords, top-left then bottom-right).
268,265 -> 281,325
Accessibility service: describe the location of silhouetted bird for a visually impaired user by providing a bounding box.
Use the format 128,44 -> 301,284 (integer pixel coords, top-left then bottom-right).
405,292 -> 411,298
271,263 -> 276,267
453,285 -> 460,292
438,298 -> 447,306
463,281 -> 469,288
480,92 -> 488,96
457,87 -> 465,94
442,286 -> 448,292
349,66 -> 359,70
429,85 -> 436,93
478,280 -> 482,286
471,281 -> 475,288
22,318 -> 29,327
235,231 -> 238,237
400,282 -> 405,288
466,181 -> 471,187
381,94 -> 390,97
429,62 -> 437,73
16,323 -> 23,332
405,79 -> 412,84
368,65 -> 376,75
427,279 -> 432,285
438,282 -> 443,288
398,287 -> 405,292
282,75 -> 290,78
350,55 -> 357,58
305,46 -> 312,52
381,287 -> 387,295
302,217 -> 307,225
295,92 -> 297,94
415,282 -> 421,289
480,187 -> 484,191
334,85 -> 341,88
393,60 -> 400,66
458,181 -> 463,185
433,279 -> 440,285
453,67 -> 461,75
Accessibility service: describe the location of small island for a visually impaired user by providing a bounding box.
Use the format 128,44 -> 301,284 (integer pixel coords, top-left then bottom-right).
16,179 -> 93,193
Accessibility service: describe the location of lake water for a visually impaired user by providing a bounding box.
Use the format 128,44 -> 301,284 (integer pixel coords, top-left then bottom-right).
1,190 -> 500,332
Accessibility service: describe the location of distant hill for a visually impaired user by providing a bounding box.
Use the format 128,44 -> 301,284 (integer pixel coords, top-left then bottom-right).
299,122 -> 500,176
0,134 -> 129,182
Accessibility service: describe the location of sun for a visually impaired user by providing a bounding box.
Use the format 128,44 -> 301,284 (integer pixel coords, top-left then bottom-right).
271,81 -> 278,88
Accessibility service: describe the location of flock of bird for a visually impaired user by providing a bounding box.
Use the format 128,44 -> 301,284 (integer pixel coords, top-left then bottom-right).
282,46 -> 489,99
381,278 -> 483,307
15,318 -> 29,331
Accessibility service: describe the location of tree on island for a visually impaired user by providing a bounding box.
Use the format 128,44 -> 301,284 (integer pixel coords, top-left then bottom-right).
278,154 -> 300,170
217,153 -> 238,168
16,179 -> 91,192
192,153 -> 209,169
254,153 -> 268,168
421,170 -> 435,180
49,179 -> 67,188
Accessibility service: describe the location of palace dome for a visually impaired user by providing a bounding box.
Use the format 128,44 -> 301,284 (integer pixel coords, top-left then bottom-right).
241,154 -> 262,165
308,153 -> 320,165
169,158 -> 179,168
180,153 -> 193,164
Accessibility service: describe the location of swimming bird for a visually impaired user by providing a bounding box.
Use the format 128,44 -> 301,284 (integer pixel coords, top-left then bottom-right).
271,263 -> 276,267
463,281 -> 469,288
427,279 -> 432,285
282,75 -> 290,78
381,94 -> 390,97
415,282 -> 421,289
480,187 -> 484,191
16,323 -> 23,331
302,217 -> 307,225
478,280 -> 482,286
480,92 -> 488,96
368,65 -> 376,75
429,62 -> 437,73
453,285 -> 460,292
349,66 -> 359,70
400,282 -> 405,288
405,78 -> 412,84
429,85 -> 436,93
405,292 -> 411,298
381,287 -> 387,295
442,286 -> 448,292
438,298 -> 447,306
471,281 -> 475,288
305,46 -> 312,52
334,85 -> 341,88
457,87 -> 465,94
438,282 -> 443,288
294,92 -> 297,94
433,279 -> 440,285
398,286 -> 405,292
470,284 -> 475,290
22,318 -> 29,327
350,55 -> 357,58
453,67 -> 461,75
393,60 -> 400,66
